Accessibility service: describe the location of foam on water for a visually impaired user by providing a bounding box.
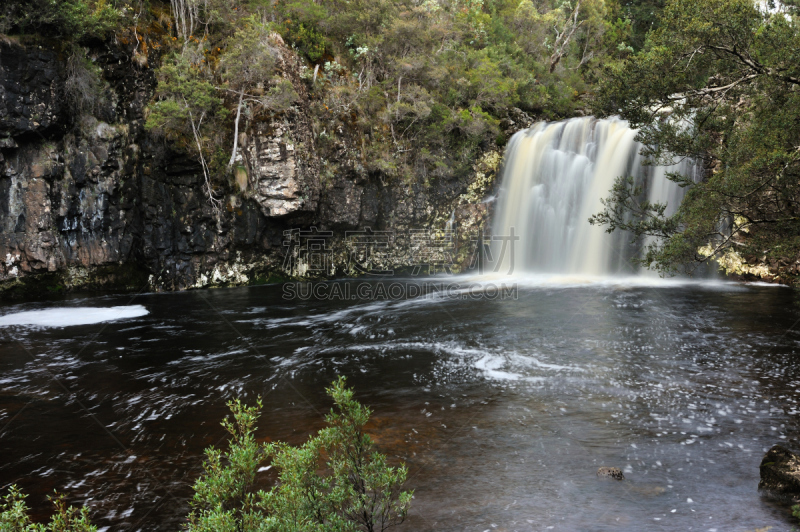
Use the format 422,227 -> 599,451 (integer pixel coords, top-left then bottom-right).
0,305 -> 149,327
469,272 -> 763,290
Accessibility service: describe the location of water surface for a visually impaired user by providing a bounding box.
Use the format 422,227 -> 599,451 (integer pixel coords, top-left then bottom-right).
1,277 -> 799,531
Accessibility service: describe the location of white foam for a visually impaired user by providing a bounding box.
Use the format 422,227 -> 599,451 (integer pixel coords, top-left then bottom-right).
461,272 -> 765,291
0,305 -> 149,327
474,355 -> 546,383
475,355 -> 525,381
294,340 -> 581,383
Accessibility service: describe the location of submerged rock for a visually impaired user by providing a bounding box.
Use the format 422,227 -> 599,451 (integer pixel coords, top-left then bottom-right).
759,445 -> 800,502
628,485 -> 666,497
597,467 -> 625,480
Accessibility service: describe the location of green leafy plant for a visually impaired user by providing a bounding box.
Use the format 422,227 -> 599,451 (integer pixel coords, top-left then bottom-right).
3,378 -> 411,532
0,0 -> 120,39
0,486 -> 96,532
218,20 -> 298,168
146,52 -> 228,211
186,376 -> 413,532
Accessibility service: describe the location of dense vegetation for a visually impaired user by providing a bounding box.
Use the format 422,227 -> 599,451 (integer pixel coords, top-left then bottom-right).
0,378 -> 411,531
2,0 -> 656,206
141,0 -> 656,206
591,0 -> 800,281
4,0 -> 799,279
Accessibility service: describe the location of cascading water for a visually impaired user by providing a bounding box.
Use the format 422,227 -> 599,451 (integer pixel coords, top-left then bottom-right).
491,116 -> 697,276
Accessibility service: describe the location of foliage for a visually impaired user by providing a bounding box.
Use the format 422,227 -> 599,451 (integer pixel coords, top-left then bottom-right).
592,0 -> 800,280
64,47 -> 108,117
185,398 -> 267,531
3,379 -> 410,532
146,12 -> 300,206
0,0 -> 121,39
6,0 -> 678,217
185,376 -> 412,532
278,0 -> 329,62
145,51 -> 228,210
261,0 -> 654,186
0,486 -> 96,532
219,20 -> 297,167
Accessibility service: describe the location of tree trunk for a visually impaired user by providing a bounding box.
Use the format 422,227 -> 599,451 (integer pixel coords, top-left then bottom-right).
228,90 -> 245,167
549,0 -> 582,73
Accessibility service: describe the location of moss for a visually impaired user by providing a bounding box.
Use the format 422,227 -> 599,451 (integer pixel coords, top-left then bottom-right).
80,263 -> 151,291
0,272 -> 70,300
250,270 -> 293,285
0,263 -> 151,300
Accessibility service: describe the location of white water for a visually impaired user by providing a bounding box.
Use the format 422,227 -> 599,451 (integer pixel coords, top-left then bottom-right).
0,305 -> 149,327
491,117 -> 698,275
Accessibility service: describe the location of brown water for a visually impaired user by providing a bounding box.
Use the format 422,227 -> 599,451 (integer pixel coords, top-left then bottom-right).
1,277 -> 799,531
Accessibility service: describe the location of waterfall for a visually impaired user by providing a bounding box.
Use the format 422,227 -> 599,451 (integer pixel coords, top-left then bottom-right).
490,117 -> 697,276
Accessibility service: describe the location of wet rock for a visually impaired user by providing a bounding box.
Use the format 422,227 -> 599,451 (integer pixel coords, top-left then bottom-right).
501,107 -> 533,136
597,467 -> 625,480
628,485 -> 666,497
319,176 -> 363,228
759,444 -> 800,502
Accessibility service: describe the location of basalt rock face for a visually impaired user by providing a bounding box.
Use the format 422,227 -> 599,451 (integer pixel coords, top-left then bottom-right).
0,39 -> 506,294
1,40 -> 151,291
0,39 -> 264,292
0,44 -> 63,139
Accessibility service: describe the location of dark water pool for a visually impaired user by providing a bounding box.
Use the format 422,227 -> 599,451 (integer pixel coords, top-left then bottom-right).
1,276 -> 799,531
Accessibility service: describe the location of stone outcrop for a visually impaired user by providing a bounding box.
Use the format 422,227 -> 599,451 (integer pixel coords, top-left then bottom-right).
0,38 -> 504,295
759,444 -> 800,502
242,119 -> 319,219
596,467 -> 625,480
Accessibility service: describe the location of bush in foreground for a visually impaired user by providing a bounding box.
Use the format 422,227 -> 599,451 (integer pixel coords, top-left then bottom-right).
0,487 -> 95,532
1,377 -> 411,532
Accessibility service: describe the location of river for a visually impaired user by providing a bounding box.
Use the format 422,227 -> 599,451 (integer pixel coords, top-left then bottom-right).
1,276 -> 798,530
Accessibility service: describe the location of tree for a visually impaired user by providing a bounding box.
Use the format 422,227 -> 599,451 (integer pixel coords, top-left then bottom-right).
512,0 -> 607,72
186,377 -> 413,532
148,14 -> 298,205
591,0 -> 800,281
1,379 -> 411,532
145,52 -> 228,212
185,398 -> 269,532
622,0 -> 666,49
219,21 -> 298,168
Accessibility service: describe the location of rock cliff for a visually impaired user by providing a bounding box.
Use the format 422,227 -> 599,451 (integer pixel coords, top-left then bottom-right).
0,38 -> 516,295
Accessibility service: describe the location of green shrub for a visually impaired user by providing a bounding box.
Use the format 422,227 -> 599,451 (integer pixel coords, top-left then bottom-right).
0,0 -> 120,39
186,376 -> 412,532
0,486 -> 96,532
284,21 -> 328,62
277,0 -> 329,62
2,379 -> 411,532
